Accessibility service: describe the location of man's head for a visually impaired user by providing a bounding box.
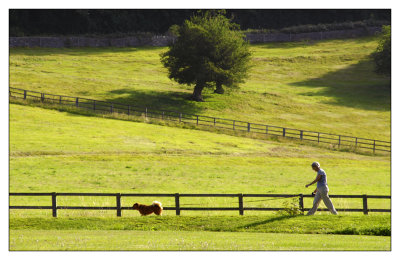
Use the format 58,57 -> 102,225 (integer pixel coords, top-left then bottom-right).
311,162 -> 320,171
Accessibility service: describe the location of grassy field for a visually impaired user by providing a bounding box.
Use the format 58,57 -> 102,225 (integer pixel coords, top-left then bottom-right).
10,103 -> 390,217
9,36 -> 391,250
10,230 -> 390,251
10,104 -> 390,197
10,215 -> 390,250
9,37 -> 390,140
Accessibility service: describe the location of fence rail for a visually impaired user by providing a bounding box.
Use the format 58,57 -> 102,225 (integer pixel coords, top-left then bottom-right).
9,87 -> 391,153
9,192 -> 391,217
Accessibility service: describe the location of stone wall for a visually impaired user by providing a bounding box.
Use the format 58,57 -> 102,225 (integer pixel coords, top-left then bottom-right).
245,26 -> 381,43
9,27 -> 381,48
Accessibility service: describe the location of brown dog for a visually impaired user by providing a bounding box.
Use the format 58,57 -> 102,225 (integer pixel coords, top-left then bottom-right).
133,201 -> 163,216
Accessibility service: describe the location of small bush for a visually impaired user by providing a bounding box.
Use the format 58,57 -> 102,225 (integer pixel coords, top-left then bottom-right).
278,198 -> 303,216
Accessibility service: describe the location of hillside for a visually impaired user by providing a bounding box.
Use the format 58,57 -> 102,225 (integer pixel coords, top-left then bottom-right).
9,37 -> 390,141
10,104 -> 390,216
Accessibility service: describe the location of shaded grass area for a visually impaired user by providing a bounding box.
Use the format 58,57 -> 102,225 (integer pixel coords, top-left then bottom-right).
10,215 -> 390,236
9,230 -> 391,251
291,59 -> 391,111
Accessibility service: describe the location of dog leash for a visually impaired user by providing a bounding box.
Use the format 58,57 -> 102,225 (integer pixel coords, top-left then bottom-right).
165,197 -> 296,207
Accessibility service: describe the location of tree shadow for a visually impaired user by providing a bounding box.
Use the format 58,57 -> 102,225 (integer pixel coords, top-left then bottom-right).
290,59 -> 391,111
104,88 -> 203,115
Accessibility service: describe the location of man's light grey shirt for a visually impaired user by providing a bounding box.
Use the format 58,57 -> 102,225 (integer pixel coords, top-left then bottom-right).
317,168 -> 327,188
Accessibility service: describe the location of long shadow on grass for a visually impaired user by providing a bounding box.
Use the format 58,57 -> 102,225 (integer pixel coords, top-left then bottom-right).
290,59 -> 391,111
237,215 -> 303,230
104,88 -> 204,115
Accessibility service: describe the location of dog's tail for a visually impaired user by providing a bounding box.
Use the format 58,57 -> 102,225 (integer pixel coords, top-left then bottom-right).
152,201 -> 163,209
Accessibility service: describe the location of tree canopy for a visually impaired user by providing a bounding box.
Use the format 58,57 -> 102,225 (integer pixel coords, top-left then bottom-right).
372,25 -> 391,76
160,11 -> 252,101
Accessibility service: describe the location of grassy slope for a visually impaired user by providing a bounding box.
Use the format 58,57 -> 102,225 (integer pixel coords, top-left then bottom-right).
10,104 -> 390,214
9,37 -> 390,140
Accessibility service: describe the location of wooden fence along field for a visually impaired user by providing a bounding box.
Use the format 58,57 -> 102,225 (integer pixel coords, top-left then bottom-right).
9,192 -> 391,217
9,87 -> 391,153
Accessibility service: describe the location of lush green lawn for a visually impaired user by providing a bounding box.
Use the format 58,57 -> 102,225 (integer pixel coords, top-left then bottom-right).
10,215 -> 390,236
9,37 -> 390,140
9,230 -> 390,251
10,215 -> 390,250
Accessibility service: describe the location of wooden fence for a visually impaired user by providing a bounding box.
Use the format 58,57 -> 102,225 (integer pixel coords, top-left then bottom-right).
9,192 -> 391,217
9,87 -> 391,153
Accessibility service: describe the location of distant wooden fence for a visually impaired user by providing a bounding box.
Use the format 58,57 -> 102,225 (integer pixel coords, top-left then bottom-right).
9,87 -> 391,153
9,192 -> 391,217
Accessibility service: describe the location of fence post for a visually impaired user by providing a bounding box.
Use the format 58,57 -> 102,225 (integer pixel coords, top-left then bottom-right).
59,96 -> 62,104
93,100 -> 96,111
179,113 -> 182,123
238,193 -> 244,215
23,90 -> 27,100
214,118 -> 216,127
41,93 -> 45,102
300,130 -> 303,140
247,123 -> 251,132
116,193 -> 122,217
110,103 -> 114,113
233,120 -> 235,130
266,125 -> 268,135
338,135 -> 341,148
283,128 -> 286,137
175,193 -> 180,216
318,132 -> 320,143
75,98 -> 79,107
299,194 -> 304,213
373,140 -> 376,153
363,195 -> 368,215
197,116 -> 199,126
355,137 -> 358,148
51,192 -> 57,217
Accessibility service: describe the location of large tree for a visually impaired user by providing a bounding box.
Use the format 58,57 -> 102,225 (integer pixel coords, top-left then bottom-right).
160,10 -> 252,101
372,25 -> 391,76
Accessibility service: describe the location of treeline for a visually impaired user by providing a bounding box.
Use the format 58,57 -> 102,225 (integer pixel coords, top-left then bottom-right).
9,9 -> 390,36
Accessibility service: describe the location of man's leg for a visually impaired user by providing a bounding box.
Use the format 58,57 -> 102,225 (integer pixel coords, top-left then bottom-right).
320,186 -> 338,215
307,191 -> 321,215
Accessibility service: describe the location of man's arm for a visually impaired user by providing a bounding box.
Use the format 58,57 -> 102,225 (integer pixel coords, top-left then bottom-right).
305,174 -> 321,188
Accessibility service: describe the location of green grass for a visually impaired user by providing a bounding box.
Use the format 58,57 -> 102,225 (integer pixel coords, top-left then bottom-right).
10,215 -> 390,250
10,215 -> 390,236
10,230 -> 390,251
9,37 -> 390,140
9,37 -> 391,250
10,103 -> 390,214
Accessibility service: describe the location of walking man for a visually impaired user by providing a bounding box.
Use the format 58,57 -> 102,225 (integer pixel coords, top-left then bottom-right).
305,162 -> 338,215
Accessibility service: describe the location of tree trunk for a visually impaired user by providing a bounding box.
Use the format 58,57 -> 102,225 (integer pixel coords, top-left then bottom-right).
214,82 -> 225,94
191,83 -> 205,102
